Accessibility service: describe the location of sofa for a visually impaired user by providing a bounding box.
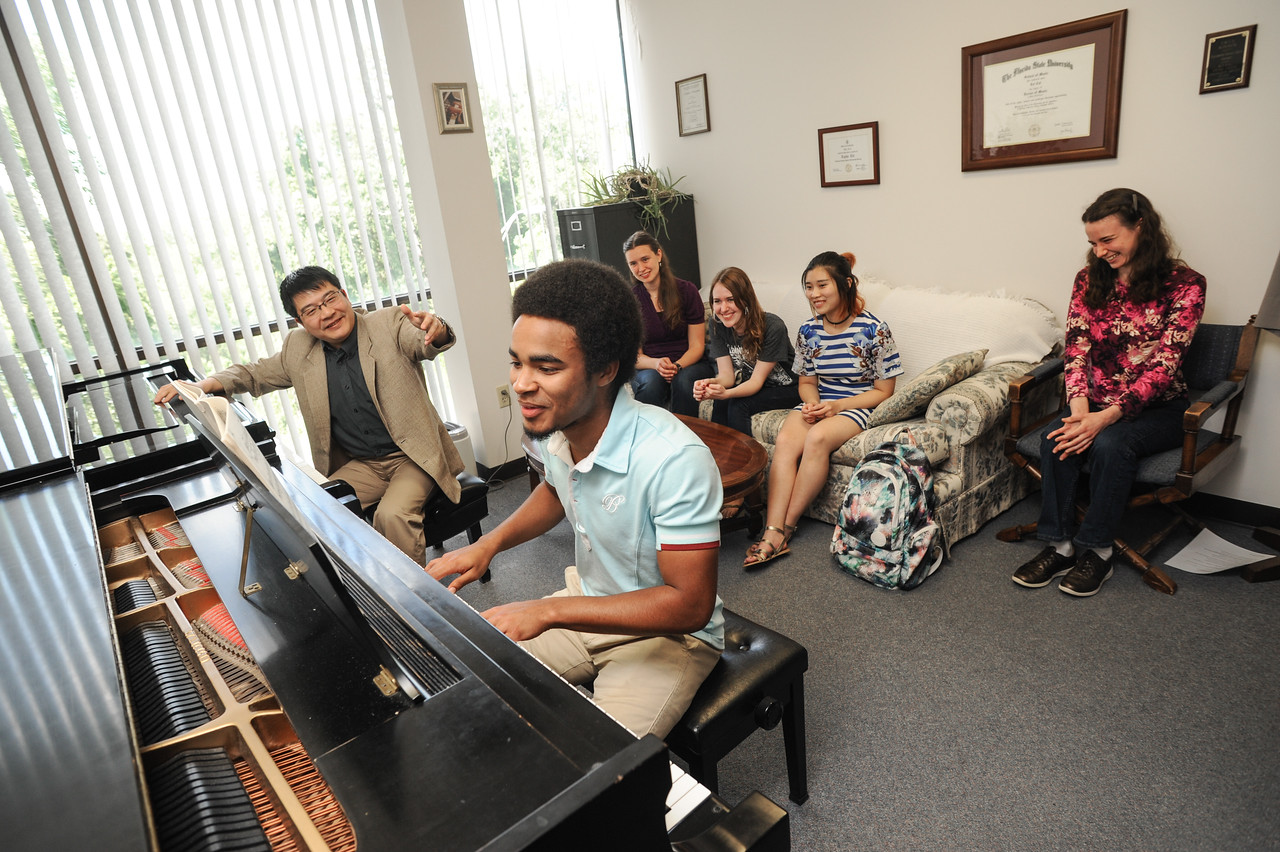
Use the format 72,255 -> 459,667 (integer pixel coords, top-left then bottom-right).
704,277 -> 1063,550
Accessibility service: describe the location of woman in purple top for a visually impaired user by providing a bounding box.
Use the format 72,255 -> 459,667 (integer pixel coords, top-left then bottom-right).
1013,188 -> 1206,598
625,231 -> 714,415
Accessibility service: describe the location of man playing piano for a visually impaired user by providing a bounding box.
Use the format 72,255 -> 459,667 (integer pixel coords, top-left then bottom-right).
154,265 -> 463,566
428,259 -> 725,738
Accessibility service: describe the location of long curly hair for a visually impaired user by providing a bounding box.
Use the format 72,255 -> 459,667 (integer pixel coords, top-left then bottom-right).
623,230 -> 683,332
801,251 -> 863,320
709,266 -> 767,364
1081,188 -> 1184,307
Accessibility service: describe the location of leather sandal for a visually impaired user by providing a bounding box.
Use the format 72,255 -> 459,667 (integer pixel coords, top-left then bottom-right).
743,525 -> 792,568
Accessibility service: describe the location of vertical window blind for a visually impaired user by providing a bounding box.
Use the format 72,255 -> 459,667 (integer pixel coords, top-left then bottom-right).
463,0 -> 633,280
0,0 -> 449,467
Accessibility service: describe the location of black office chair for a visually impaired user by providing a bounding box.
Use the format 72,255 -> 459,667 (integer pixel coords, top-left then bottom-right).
998,318 -> 1260,594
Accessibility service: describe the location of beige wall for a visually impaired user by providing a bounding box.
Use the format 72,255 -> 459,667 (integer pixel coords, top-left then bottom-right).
620,0 -> 1279,508
384,0 -> 1278,508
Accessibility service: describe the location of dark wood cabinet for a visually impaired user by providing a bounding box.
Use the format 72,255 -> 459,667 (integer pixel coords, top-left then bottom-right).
557,198 -> 701,289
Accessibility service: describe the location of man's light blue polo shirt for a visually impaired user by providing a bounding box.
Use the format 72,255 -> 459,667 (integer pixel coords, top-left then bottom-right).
540,390 -> 725,649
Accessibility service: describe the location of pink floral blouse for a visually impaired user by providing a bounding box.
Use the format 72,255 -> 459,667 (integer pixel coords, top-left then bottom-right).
1063,265 -> 1206,419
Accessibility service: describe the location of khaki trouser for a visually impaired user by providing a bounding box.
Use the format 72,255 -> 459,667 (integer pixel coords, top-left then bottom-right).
519,566 -> 721,738
331,452 -> 438,564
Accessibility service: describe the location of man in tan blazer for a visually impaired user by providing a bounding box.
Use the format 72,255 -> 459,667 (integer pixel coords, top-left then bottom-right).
155,265 -> 463,564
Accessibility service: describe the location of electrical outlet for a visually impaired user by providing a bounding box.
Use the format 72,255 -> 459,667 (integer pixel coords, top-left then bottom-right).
497,385 -> 511,408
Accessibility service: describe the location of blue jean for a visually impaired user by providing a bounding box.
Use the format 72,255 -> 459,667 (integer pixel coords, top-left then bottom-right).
1036,399 -> 1188,549
710,383 -> 803,435
632,359 -> 715,417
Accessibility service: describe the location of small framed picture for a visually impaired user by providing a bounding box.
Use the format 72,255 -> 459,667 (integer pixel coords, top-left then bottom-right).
1199,25 -> 1257,94
433,83 -> 473,133
675,74 -> 710,136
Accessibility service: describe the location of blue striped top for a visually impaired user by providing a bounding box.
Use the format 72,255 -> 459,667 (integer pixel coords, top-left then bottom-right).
792,311 -> 903,400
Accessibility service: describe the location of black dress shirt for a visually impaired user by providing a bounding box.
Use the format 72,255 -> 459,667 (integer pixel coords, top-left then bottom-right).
323,327 -> 399,459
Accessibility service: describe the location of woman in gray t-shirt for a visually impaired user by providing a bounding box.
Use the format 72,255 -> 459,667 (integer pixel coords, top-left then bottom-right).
693,266 -> 801,435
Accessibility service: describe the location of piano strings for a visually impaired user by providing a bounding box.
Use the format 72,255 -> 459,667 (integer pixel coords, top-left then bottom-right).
102,509 -> 357,850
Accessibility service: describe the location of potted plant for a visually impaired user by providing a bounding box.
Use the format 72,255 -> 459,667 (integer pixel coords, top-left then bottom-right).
581,159 -> 688,239
557,159 -> 700,286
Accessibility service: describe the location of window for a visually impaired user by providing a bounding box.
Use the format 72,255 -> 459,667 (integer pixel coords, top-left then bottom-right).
0,0 -> 451,458
463,0 -> 634,280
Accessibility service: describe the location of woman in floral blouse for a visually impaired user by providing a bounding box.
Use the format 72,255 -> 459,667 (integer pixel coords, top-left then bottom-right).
1013,188 -> 1206,597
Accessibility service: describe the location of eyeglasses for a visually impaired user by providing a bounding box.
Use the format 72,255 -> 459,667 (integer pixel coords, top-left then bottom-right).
298,290 -> 346,321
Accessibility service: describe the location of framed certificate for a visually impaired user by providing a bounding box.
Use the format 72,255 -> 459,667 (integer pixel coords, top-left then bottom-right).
818,122 -> 880,187
675,74 -> 710,136
961,11 -> 1126,171
1200,25 -> 1257,94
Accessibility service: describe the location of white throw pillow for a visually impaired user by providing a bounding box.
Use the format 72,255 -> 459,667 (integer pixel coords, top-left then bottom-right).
870,283 -> 1060,383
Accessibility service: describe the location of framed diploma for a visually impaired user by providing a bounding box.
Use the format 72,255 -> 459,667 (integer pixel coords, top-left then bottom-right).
675,74 -> 710,136
818,122 -> 880,187
961,11 -> 1126,171
1200,25 -> 1257,94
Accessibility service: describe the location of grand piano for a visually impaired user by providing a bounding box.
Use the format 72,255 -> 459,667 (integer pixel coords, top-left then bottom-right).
0,352 -> 788,851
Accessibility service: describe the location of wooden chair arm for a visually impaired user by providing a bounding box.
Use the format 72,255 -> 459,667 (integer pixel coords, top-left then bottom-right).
1179,378 -> 1247,476
1008,358 -> 1064,442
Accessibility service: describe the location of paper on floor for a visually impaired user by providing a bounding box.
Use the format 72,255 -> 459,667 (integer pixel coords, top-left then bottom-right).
1164,528 -> 1273,574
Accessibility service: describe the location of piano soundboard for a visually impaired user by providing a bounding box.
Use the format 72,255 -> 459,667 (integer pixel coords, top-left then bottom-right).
0,354 -> 788,851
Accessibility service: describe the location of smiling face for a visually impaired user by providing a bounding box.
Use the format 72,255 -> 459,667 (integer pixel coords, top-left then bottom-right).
803,267 -> 845,318
710,282 -> 743,331
509,315 -> 616,449
625,244 -> 663,287
293,284 -> 354,346
1085,214 -> 1143,281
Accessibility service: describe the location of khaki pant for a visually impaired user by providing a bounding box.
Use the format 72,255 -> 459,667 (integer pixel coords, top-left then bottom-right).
519,567 -> 721,738
331,452 -> 437,564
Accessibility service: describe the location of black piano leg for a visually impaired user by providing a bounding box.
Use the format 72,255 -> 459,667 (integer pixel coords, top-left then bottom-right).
686,753 -> 718,796
783,680 -> 809,805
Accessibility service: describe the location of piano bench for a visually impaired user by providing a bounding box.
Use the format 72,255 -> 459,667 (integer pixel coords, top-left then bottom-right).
667,609 -> 809,805
322,472 -> 490,577
423,472 -> 489,549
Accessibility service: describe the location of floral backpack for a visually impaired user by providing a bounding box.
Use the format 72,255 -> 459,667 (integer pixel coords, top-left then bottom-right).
831,440 -> 945,589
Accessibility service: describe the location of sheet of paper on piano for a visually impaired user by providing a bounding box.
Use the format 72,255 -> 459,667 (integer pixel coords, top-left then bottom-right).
168,379 -> 307,524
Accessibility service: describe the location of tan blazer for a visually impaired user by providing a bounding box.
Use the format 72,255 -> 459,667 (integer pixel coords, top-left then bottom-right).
211,307 -> 464,502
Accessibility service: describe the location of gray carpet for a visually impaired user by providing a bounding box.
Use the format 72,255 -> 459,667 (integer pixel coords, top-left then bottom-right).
441,476 -> 1280,851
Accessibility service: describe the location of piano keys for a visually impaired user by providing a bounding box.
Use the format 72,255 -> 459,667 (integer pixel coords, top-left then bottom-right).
0,353 -> 789,851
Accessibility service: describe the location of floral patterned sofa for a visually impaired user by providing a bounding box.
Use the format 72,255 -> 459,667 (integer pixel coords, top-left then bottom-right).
707,278 -> 1063,549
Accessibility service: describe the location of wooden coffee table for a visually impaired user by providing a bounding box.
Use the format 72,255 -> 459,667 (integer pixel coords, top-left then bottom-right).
676,414 -> 768,536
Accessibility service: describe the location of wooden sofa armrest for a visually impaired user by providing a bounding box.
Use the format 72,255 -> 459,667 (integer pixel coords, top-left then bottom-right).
1007,357 -> 1064,447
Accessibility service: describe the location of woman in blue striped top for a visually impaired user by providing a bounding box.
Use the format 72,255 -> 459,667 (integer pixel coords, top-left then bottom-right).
744,251 -> 903,567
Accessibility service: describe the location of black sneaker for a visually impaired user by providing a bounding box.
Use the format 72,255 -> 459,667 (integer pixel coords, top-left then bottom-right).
1059,550 -> 1114,597
1012,547 -> 1075,588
